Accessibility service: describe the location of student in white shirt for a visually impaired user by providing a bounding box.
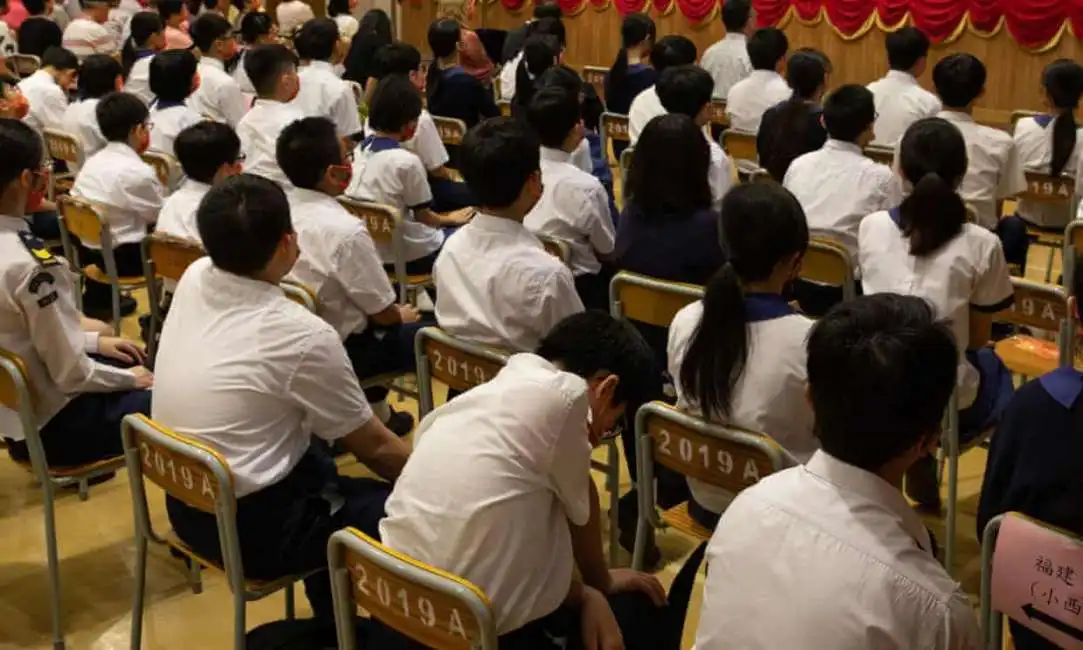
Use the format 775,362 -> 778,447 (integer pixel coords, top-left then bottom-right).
700,0 -> 754,100
187,13 -> 246,126
120,11 -> 164,105
378,311 -> 672,650
157,120 -> 243,243
236,43 -> 304,184
18,46 -> 78,134
290,18 -> 362,139
62,54 -> 122,167
627,34 -> 696,144
867,27 -> 940,146
531,64 -> 599,180
757,49 -> 827,180
233,12 -> 277,95
275,0 -> 312,37
61,0 -> 117,59
148,49 -> 204,157
501,15 -> 564,104
509,31 -> 561,117
154,173 -> 410,621
327,0 -> 358,41
158,0 -> 192,50
725,27 -> 789,133
859,116 -> 1014,508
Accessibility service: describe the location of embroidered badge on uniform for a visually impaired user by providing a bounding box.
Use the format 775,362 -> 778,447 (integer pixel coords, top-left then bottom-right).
17,230 -> 60,267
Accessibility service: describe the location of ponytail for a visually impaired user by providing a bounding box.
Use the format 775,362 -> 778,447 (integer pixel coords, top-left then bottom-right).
608,13 -> 654,101
121,36 -> 138,79
425,61 -> 441,106
425,18 -> 460,108
1051,109 -> 1078,177
606,47 -> 628,101
899,172 -> 967,256
1041,59 -> 1083,177
512,34 -> 558,114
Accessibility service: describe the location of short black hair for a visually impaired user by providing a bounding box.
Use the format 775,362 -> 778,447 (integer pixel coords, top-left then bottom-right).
175,121 -> 241,183
747,27 -> 788,71
240,12 -> 275,44
372,42 -> 422,80
886,27 -> 930,72
149,49 -> 198,101
78,54 -> 122,100
526,84 -> 579,149
294,17 -> 338,62
533,1 -> 561,19
823,84 -> 876,142
190,13 -> 233,53
525,16 -> 565,47
0,118 -> 44,190
276,117 -> 343,190
537,310 -> 661,409
656,65 -> 713,118
42,46 -> 79,71
933,53 -> 987,109
367,74 -> 422,133
96,92 -> 149,142
158,0 -> 185,21
244,43 -> 297,97
807,294 -> 957,473
426,18 -> 460,59
649,34 -> 697,74
23,0 -> 47,16
197,174 -> 293,276
721,0 -> 752,32
460,116 -> 540,208
785,50 -> 826,100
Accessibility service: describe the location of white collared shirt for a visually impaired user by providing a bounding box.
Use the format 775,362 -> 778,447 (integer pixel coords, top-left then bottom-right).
700,33 -> 752,100
433,213 -> 584,352
19,70 -> 68,134
275,0 -> 313,35
725,69 -> 792,133
783,139 -> 899,256
1013,115 -> 1083,228
61,16 -> 116,59
286,187 -> 396,338
498,51 -> 523,101
237,98 -> 305,184
149,104 -> 204,158
628,85 -> 665,144
867,70 -> 942,146
858,210 -> 1014,408
187,57 -> 247,127
233,49 -> 255,94
524,146 -> 615,276
124,54 -> 154,105
156,179 -> 210,244
708,138 -> 734,211
61,97 -> 106,168
363,109 -> 450,172
72,142 -> 164,246
152,257 -> 374,497
292,60 -> 363,138
334,13 -> 358,41
696,451 -> 982,650
381,353 -> 592,634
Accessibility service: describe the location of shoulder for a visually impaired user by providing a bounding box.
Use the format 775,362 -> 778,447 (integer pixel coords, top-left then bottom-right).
669,300 -> 704,339
960,223 -> 1003,260
858,210 -> 894,237
977,123 -> 1015,150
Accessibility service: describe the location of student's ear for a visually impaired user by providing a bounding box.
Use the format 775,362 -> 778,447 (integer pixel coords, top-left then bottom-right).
776,55 -> 787,75
113,74 -> 124,91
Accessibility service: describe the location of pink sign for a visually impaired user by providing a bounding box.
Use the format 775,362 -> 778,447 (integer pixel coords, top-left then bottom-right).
992,514 -> 1083,649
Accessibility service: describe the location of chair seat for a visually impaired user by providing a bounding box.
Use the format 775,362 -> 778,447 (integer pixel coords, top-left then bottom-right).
660,502 -> 712,542
1026,226 -> 1065,246
386,271 -> 434,286
11,454 -> 124,479
83,264 -> 146,286
995,335 -> 1059,377
164,531 -> 307,596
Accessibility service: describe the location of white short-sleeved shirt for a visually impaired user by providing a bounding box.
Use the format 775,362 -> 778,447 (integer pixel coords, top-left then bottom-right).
433,213 -> 584,352
19,70 -> 68,134
628,85 -> 665,144
124,53 -> 155,105
498,51 -> 522,101
61,16 -> 117,59
346,135 -> 440,263
149,103 -> 204,157
524,147 -> 615,276
333,13 -> 358,41
866,70 -> 942,147
292,60 -> 363,138
725,69 -> 792,133
700,33 -> 752,100
858,209 -> 1014,408
275,0 -> 313,36
187,57 -> 247,126
72,142 -> 164,246
708,138 -> 734,212
364,109 -> 450,172
152,257 -> 374,497
233,49 -> 255,94
0,21 -> 14,59
237,98 -> 304,184
668,296 -> 814,513
380,353 -> 592,634
61,97 -> 107,168
783,139 -> 899,256
695,451 -> 982,650
286,187 -> 397,339
156,179 -> 209,243
1013,114 -> 1083,228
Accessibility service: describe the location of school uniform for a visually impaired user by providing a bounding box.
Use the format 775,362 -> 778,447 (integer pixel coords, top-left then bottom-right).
433,213 -> 584,352
156,179 -> 208,244
426,64 -> 500,129
700,32 -> 752,100
333,13 -> 358,41
275,0 -> 313,36
61,97 -> 107,169
708,138 -> 734,211
61,16 -> 116,59
866,70 -> 942,146
186,57 -> 247,127
163,24 -> 192,50
1012,114 -> 1083,229
18,69 -> 68,134
696,450 -> 982,650
292,60 -> 363,139
233,49 -> 255,95
725,69 -> 791,133
17,15 -> 63,57
236,98 -> 305,184
375,109 -> 476,213
627,85 -> 664,144
124,52 -> 155,105
149,101 -> 204,158
604,64 -> 657,116
497,51 -> 521,102
616,203 -> 724,287
757,100 -> 827,181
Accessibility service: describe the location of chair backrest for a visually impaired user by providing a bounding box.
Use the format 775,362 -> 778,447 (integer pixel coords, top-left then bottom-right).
996,278 -> 1069,332
748,169 -> 776,185
863,144 -> 894,166
536,235 -> 571,265
58,195 -> 106,247
1010,109 -> 1042,130
721,129 -> 758,163
9,54 -> 42,78
582,65 -> 607,101
800,238 -> 856,301
1020,170 -> 1075,205
413,327 -> 509,416
348,80 -> 364,107
338,196 -> 398,246
618,145 -> 634,197
327,528 -> 498,650
280,280 -> 318,312
432,116 -> 468,146
609,271 -> 704,328
497,99 -> 511,117
708,100 -> 728,128
0,348 -> 35,435
42,128 -> 84,166
141,151 -> 177,187
144,233 -> 205,283
600,112 -> 630,143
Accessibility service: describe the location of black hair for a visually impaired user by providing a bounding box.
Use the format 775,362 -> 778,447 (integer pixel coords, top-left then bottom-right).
0,118 -> 44,190
536,64 -> 602,130
197,173 -> 293,276
327,0 -> 349,17
158,0 -> 186,23
425,18 -> 460,106
656,64 -> 712,119
606,13 -> 654,101
42,46 -> 78,71
368,74 -> 422,133
294,17 -> 338,61
95,91 -> 150,142
897,117 -> 969,256
343,8 -> 392,83
761,50 -> 825,180
190,13 -> 232,53
721,0 -> 752,32
1042,59 -> 1083,177
537,310 -> 661,409
533,1 -> 561,19
807,294 -> 957,472
244,43 -> 297,97
747,27 -> 788,71
175,121 -> 241,183
239,11 -> 274,44
459,116 -> 540,208
77,54 -> 123,100
822,84 -> 876,142
23,0 -> 47,15
886,27 -> 929,72
785,49 -> 825,99
526,84 -> 580,149
513,34 -> 560,114
525,15 -> 565,47
626,114 -> 712,217
795,46 -> 831,74
122,12 -> 163,78
276,117 -> 342,189
372,42 -> 422,80
649,34 -> 697,74
680,183 -> 808,420
933,53 -> 986,109
149,49 -> 198,102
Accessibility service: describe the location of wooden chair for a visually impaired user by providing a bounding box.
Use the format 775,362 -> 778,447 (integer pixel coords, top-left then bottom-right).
0,349 -> 126,650
1009,109 -> 1042,130
863,144 -> 894,166
1063,221 -> 1083,292
800,238 -> 857,307
993,278 -> 1071,378
9,53 -> 42,78
413,326 -> 509,417
280,280 -> 319,312
497,99 -> 511,117
122,414 -> 314,650
618,145 -> 634,203
42,129 -> 83,201
1019,171 -> 1076,282
708,100 -> 729,129
582,65 -> 608,102
536,234 -> 571,266
338,197 -> 433,305
631,402 -> 787,570
720,129 -> 759,169
609,271 -> 704,331
600,112 -> 629,165
141,150 -> 179,189
432,116 -> 468,147
328,527 -> 498,650
141,233 -> 206,360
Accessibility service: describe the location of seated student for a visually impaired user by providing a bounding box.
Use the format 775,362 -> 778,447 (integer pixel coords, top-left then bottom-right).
233,12 -> 277,95
18,46 -> 77,134
669,183 -> 813,530
157,120 -> 242,242
867,27 -> 941,146
18,0 -> 64,58
290,18 -> 362,139
501,1 -> 560,67
499,13 -> 564,103
62,54 -> 122,168
378,311 -> 671,650
604,13 -> 654,116
147,49 -> 204,157
524,85 -> 615,311
433,117 -> 583,352
627,34 -> 697,144
695,293 -> 981,649
328,0 -> 358,41
72,91 -> 164,318
700,0 -> 754,100
859,117 -> 1014,509
62,0 -> 117,60
725,27 -> 789,133
236,43 -> 304,184
120,11 -> 165,105
341,8 -> 391,88
424,18 -> 499,129
655,64 -> 733,211
275,0 -> 313,37
186,13 -> 246,126
509,33 -> 560,117
0,118 -> 153,469
758,50 -> 828,181
154,173 -> 410,620
157,0 -> 191,50
535,65 -> 613,201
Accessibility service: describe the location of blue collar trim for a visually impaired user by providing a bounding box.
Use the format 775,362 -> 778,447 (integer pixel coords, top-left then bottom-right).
443,65 -> 468,78
1040,366 -> 1083,409
888,207 -> 902,227
745,292 -> 794,323
1035,114 -> 1055,128
154,99 -> 188,110
362,135 -> 400,152
136,49 -> 155,60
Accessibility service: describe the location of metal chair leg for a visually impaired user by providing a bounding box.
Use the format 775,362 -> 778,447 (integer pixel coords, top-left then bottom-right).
77,478 -> 88,502
186,558 -> 203,595
130,534 -> 148,649
110,284 -> 121,334
42,485 -> 65,650
606,440 -> 620,566
284,583 -> 296,619
233,591 -> 247,650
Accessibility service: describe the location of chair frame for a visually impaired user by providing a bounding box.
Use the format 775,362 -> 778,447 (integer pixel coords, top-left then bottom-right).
536,234 -> 571,266
600,112 -> 630,166
338,197 -> 433,305
141,233 -> 206,362
141,151 -> 179,189
431,116 -> 468,147
993,277 -> 1073,378
1020,170 -> 1077,283
413,326 -> 510,418
720,128 -> 759,165
863,144 -> 894,166
42,128 -> 84,201
618,146 -> 634,204
803,238 -> 858,303
9,53 -> 42,78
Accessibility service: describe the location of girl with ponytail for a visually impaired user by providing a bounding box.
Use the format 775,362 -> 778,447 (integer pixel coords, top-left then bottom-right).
604,12 -> 655,116
510,33 -> 559,116
121,12 -> 165,104
669,182 -> 814,528
424,17 -> 499,128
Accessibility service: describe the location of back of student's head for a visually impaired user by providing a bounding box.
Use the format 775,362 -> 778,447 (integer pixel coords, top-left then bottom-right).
721,0 -> 753,32
886,27 -> 929,72
746,27 -> 788,71
198,174 -> 293,276
897,117 -> 969,256
372,42 -> 422,80
175,121 -> 241,183
794,46 -> 831,75
525,16 -> 565,48
533,1 -> 561,20
607,13 -> 654,98
294,17 -> 338,61
823,84 -> 876,142
24,0 -> 47,15
78,54 -> 123,100
425,18 -> 461,101
459,116 -> 540,209
123,12 -> 164,77
0,118 -> 44,190
1042,59 -> 1083,177
785,49 -> 825,100
656,64 -> 712,119
526,84 -> 579,150
763,51 -> 825,180
158,0 -> 186,23
680,183 -> 808,420
150,49 -> 199,102
627,114 -> 712,219
42,46 -> 79,72
240,11 -> 275,44
244,43 -> 296,97
649,34 -> 697,74
808,294 -> 957,473
933,53 -> 986,109
368,73 -> 422,133
96,92 -> 149,142
276,117 -> 342,189
190,13 -> 233,53
514,34 -> 560,111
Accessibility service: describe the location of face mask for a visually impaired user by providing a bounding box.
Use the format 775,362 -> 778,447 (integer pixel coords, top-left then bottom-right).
402,122 -> 418,142
136,128 -> 151,154
25,169 -> 49,214
327,164 -> 352,193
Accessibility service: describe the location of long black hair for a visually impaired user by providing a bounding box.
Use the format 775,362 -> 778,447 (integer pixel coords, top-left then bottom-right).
606,13 -> 654,100
343,8 -> 392,83
627,114 -> 711,217
679,183 -> 809,420
762,50 -> 826,180
897,117 -> 969,256
425,18 -> 460,105
1042,59 -> 1083,176
512,34 -> 560,114
121,12 -> 163,79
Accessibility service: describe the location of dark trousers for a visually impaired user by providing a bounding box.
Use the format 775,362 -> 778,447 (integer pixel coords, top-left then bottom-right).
344,320 -> 431,402
27,210 -> 61,241
793,279 -> 863,318
79,240 -> 144,309
166,449 -> 392,619
959,348 -> 1015,440
429,176 -> 476,213
997,214 -> 1030,272
574,266 -> 615,313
